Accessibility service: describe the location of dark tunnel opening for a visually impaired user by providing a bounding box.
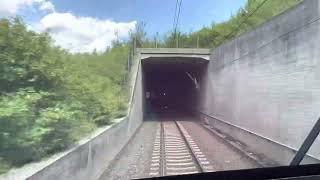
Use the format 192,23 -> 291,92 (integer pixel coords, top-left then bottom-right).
142,57 -> 208,120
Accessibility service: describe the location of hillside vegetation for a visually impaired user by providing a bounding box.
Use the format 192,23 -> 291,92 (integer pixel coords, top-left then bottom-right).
142,0 -> 302,48
0,0 -> 301,174
0,18 -> 128,173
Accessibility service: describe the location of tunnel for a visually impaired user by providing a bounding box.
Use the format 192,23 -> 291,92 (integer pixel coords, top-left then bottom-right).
142,57 -> 208,119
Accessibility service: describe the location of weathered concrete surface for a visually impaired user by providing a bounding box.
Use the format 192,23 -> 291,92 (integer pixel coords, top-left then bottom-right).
201,0 -> 320,164
138,48 -> 211,60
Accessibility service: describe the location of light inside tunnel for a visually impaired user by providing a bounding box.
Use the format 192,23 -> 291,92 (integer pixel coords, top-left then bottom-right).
142,57 -> 208,119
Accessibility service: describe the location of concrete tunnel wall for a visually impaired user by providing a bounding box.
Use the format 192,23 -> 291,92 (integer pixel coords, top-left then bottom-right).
200,0 -> 320,165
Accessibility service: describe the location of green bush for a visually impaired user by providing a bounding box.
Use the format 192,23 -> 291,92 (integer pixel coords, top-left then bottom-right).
0,158 -> 10,174
0,89 -> 44,164
0,18 -> 128,173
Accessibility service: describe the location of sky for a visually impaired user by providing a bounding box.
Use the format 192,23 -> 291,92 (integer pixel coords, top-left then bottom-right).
0,0 -> 246,53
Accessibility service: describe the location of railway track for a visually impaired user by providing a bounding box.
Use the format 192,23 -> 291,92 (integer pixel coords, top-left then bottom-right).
149,120 -> 214,177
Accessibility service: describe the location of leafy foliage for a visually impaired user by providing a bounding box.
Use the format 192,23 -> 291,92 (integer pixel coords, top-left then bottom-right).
0,17 -> 127,173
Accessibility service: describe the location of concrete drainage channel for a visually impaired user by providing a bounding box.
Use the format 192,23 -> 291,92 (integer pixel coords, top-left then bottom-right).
200,121 -> 280,168
148,121 -> 214,177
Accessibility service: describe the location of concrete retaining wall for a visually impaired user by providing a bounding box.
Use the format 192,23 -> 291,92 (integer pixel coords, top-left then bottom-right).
201,0 -> 320,164
28,116 -> 142,180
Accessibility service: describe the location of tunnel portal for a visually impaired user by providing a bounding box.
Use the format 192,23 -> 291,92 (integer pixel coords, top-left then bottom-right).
142,56 -> 208,119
